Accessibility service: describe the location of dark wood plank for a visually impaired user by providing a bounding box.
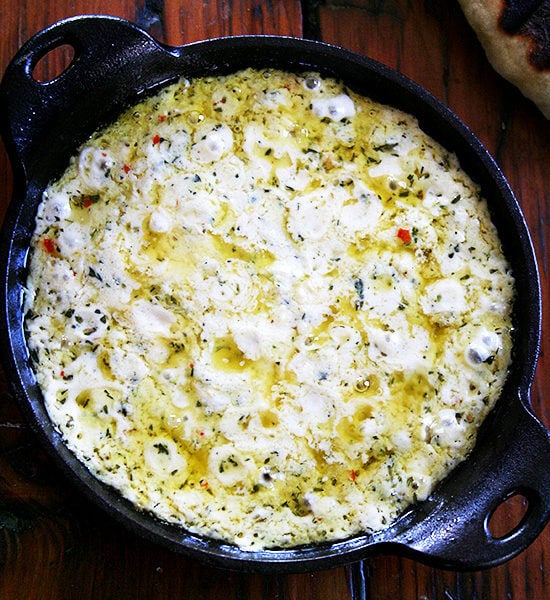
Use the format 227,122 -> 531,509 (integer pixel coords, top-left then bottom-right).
318,1 -> 549,598
163,0 -> 303,45
0,4 -> 355,599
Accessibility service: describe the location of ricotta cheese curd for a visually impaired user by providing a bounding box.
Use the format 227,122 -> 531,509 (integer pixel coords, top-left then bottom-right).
25,68 -> 514,550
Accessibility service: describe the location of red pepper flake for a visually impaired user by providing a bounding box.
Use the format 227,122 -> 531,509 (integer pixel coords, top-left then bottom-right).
397,227 -> 412,244
82,196 -> 94,209
200,479 -> 209,488
199,431 -> 205,437
123,164 -> 131,174
42,237 -> 56,254
152,134 -> 161,145
60,370 -> 65,378
158,114 -> 167,122
349,469 -> 357,482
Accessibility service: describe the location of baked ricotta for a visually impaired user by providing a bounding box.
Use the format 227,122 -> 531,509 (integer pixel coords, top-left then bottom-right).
25,68 -> 514,550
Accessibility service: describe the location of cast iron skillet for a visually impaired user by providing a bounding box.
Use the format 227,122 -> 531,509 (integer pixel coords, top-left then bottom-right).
0,15 -> 548,573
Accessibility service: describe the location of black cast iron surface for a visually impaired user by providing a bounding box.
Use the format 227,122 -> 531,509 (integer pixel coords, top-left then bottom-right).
0,15 -> 548,573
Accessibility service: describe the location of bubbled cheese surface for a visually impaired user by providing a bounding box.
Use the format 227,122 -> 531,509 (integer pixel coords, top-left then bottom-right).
25,69 -> 514,550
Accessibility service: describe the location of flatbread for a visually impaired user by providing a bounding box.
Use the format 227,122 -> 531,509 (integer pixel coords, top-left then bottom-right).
458,0 -> 550,118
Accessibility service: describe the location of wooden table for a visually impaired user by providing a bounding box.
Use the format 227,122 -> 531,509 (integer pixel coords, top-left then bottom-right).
0,1 -> 548,598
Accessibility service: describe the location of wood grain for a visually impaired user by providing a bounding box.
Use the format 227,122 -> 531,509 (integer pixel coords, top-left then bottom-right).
163,0 -> 303,45
0,1 -> 548,598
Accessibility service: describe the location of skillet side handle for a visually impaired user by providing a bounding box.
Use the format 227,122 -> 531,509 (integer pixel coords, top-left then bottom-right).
0,15 -> 169,179
392,397 -> 550,570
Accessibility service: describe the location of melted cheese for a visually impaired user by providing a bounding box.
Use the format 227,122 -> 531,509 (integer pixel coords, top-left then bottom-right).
25,68 -> 514,550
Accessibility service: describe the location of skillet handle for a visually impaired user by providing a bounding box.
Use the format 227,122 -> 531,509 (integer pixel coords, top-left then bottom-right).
0,15 -> 171,179
392,395 -> 550,570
